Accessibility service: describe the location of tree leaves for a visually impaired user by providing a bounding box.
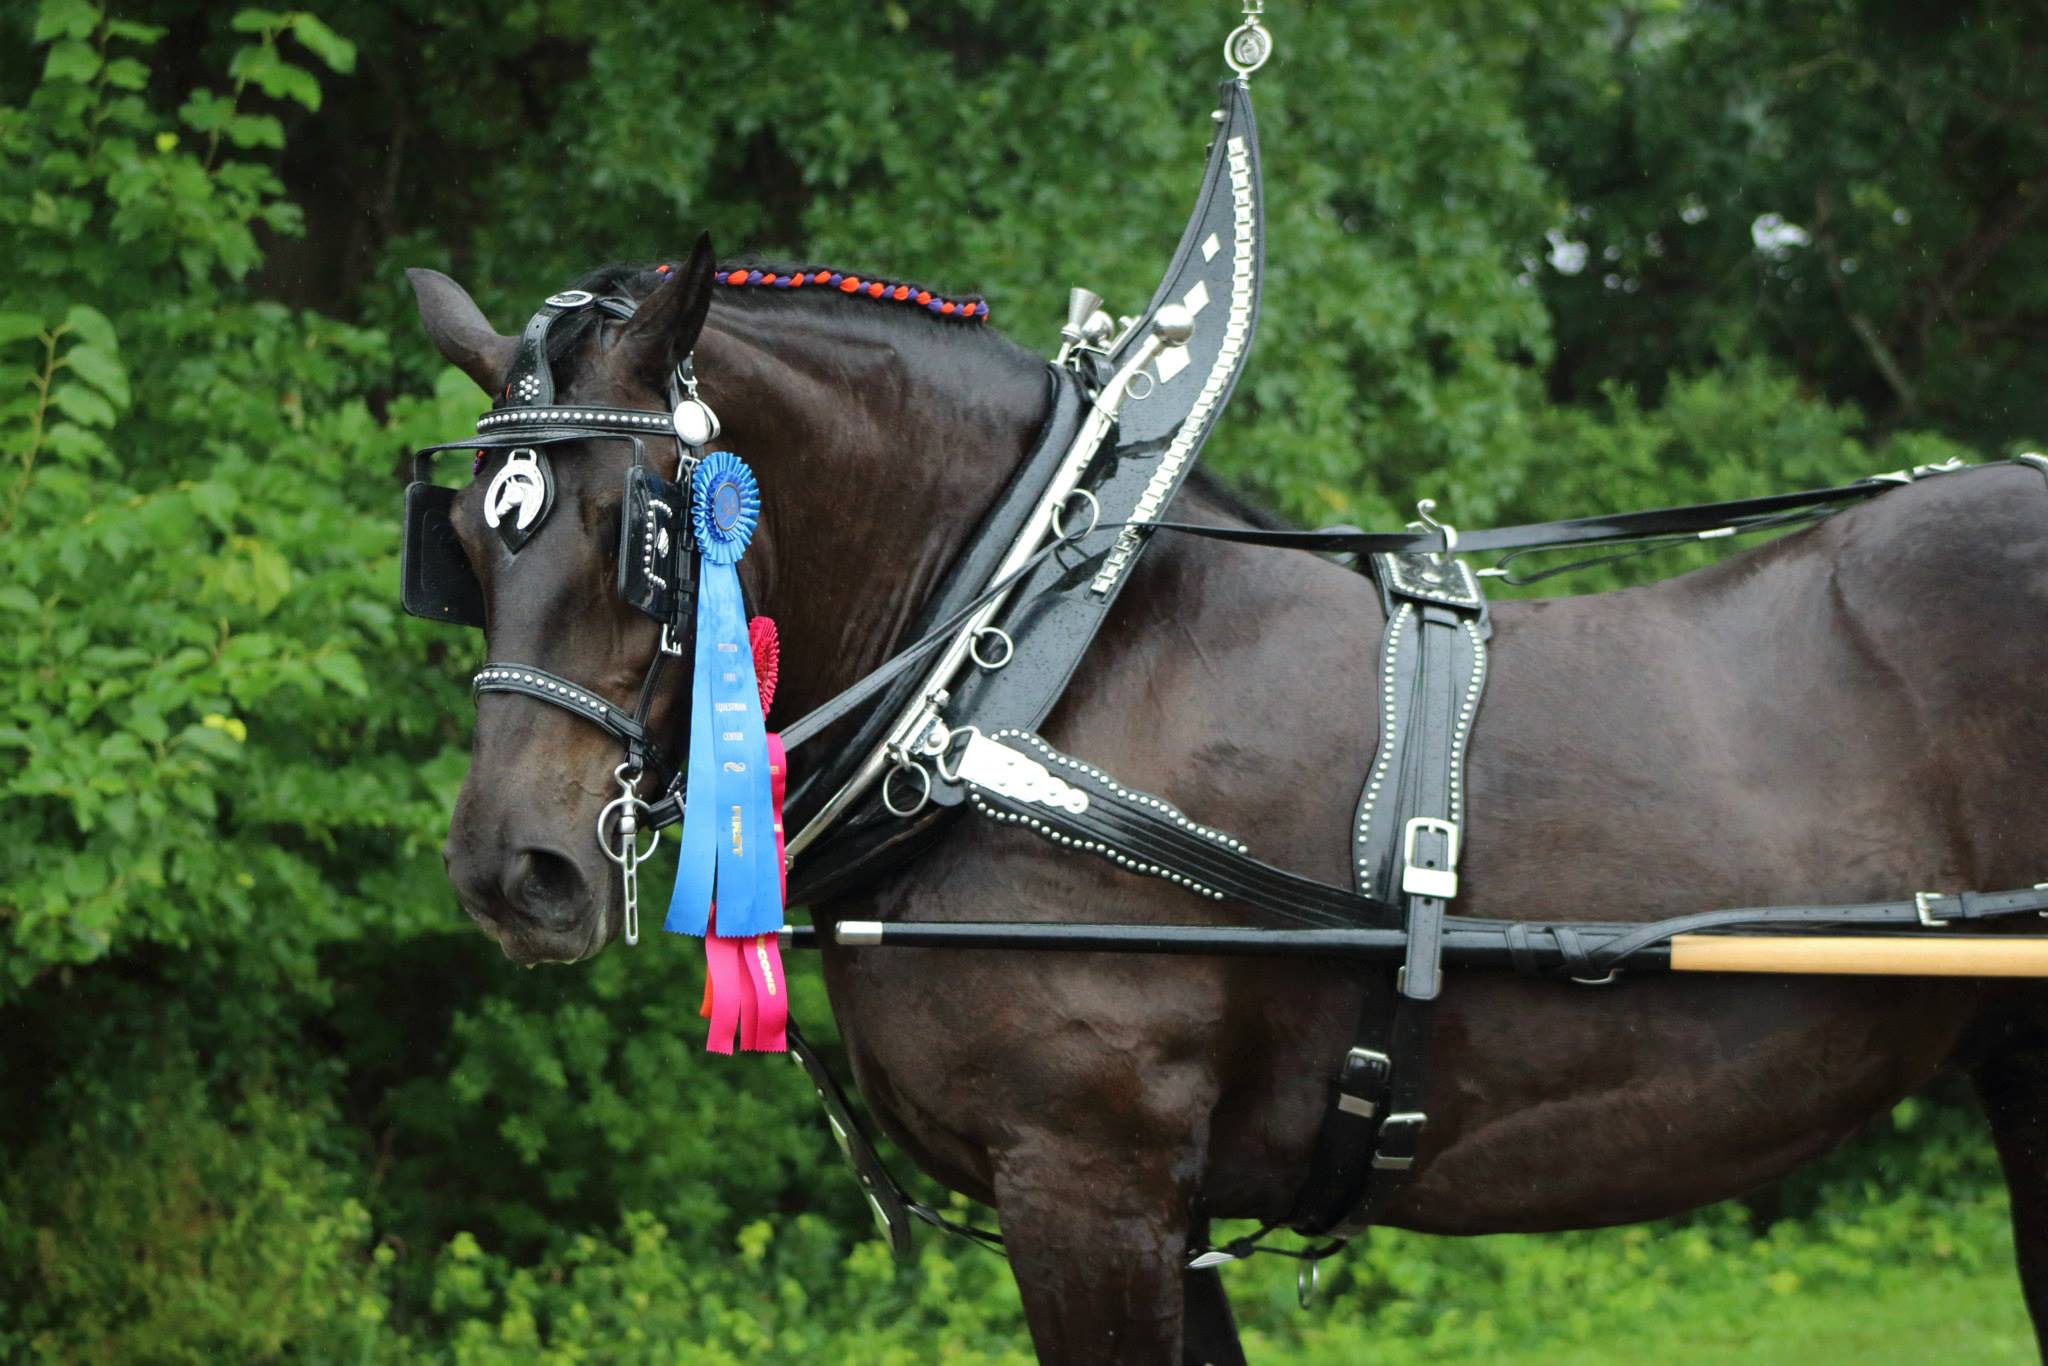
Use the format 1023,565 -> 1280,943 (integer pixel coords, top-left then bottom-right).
287,13 -> 358,74
62,344 -> 127,408
31,0 -> 100,43
41,39 -> 99,84
0,4 -> 455,999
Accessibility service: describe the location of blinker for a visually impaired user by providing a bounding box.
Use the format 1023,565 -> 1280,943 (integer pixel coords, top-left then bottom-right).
401,473 -> 486,627
618,464 -> 695,631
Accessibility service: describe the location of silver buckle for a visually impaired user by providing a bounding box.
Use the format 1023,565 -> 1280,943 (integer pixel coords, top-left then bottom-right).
1371,1111 -> 1427,1171
1337,1047 -> 1389,1118
1915,891 -> 1951,928
1401,816 -> 1460,899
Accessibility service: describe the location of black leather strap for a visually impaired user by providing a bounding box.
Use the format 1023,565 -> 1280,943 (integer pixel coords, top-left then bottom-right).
1130,473 -> 1942,558
415,406 -> 687,456
1291,553 -> 1488,1239
953,728 -> 1400,930
786,1020 -> 918,1261
473,663 -> 662,771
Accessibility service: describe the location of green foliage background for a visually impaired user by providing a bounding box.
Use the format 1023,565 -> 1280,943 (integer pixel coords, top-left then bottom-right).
2,1 -> 2044,1360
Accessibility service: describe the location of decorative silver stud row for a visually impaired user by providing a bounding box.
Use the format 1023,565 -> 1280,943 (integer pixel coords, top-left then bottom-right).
640,501 -> 670,588
1090,134 -> 1257,596
966,792 -> 1229,901
473,667 -> 616,722
476,407 -> 676,432
1446,620 -> 1486,829
992,729 -> 1249,854
1355,603 -> 1412,877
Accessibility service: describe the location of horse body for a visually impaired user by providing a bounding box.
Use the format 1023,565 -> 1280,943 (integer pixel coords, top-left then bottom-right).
409,252 -> 2048,1363
829,454 -> 2048,1353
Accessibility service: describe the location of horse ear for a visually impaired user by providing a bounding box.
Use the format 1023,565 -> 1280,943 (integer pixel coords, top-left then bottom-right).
614,233 -> 717,392
408,268 -> 520,396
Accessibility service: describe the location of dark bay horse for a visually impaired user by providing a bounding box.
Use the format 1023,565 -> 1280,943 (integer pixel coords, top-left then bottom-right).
411,243 -> 2048,1364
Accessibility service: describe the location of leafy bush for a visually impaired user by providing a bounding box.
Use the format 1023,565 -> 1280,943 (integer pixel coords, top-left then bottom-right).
0,975 -> 393,1363
1,0 -> 474,999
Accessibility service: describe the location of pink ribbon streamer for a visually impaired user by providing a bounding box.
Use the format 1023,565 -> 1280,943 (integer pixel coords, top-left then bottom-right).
743,735 -> 790,1051
699,625 -> 790,1054
700,920 -> 746,1056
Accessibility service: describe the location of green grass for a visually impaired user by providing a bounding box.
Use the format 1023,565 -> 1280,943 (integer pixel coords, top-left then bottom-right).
1479,1266 -> 2034,1366
1235,1245 -> 2036,1366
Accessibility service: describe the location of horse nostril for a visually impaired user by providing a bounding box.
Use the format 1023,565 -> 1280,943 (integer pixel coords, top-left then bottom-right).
500,846 -> 589,930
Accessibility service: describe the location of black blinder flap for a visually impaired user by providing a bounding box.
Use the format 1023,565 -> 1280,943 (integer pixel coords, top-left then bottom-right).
618,465 -> 694,628
402,471 -> 485,628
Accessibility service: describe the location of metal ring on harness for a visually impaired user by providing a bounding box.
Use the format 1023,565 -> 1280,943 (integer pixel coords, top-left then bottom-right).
1296,1257 -> 1318,1309
1224,3 -> 1273,79
881,757 -> 933,817
969,626 -> 1015,671
1051,487 -> 1100,542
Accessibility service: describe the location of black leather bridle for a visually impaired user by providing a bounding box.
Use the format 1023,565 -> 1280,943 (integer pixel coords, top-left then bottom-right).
406,287 -> 720,941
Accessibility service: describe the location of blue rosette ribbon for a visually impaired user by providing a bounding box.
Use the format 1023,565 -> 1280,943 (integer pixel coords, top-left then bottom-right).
664,452 -> 785,938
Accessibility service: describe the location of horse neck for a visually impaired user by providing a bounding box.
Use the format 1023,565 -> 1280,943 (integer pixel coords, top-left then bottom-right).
691,302 -> 1049,720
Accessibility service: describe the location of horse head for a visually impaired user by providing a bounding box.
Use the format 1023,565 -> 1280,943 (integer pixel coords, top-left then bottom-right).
406,239 -> 1045,962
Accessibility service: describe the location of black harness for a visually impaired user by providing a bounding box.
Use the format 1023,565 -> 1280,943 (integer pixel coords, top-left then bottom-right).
398,26 -> 2048,1284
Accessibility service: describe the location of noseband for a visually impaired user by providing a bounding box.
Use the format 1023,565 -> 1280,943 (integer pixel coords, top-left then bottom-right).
406,286 -> 721,942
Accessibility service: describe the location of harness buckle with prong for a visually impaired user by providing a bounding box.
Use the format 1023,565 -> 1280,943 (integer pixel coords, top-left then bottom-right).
1400,816 -> 1460,900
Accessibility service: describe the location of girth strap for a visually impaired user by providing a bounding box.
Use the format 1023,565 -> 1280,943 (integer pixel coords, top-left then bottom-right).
1290,551 -> 1488,1239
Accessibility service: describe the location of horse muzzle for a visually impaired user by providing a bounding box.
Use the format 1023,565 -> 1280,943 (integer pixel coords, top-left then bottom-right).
445,836 -> 614,964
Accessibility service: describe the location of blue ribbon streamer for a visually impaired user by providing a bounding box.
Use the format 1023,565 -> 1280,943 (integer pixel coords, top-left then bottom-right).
664,453 -> 784,938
